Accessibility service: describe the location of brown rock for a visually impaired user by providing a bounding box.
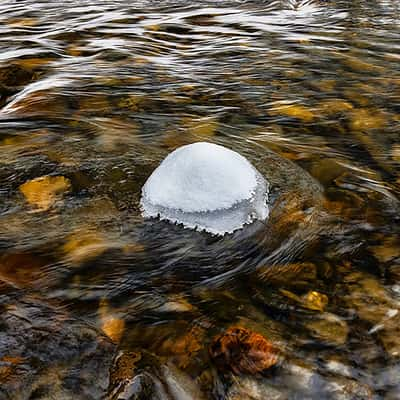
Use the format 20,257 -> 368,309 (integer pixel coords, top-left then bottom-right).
0,252 -> 49,289
257,262 -> 317,289
209,327 -> 279,375
0,64 -> 36,91
306,313 -> 349,346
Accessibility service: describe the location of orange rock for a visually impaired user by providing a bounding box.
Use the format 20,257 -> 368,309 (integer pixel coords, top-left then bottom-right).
0,356 -> 25,381
98,299 -> 125,343
19,175 -> 71,211
209,327 -> 279,375
101,317 -> 125,343
161,326 -> 203,369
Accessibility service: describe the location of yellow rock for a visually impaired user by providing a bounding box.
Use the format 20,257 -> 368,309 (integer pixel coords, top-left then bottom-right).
134,56 -> 149,65
349,108 -> 386,131
280,289 -> 302,303
156,295 -> 195,313
45,151 -> 79,167
392,145 -> 400,162
343,89 -> 370,106
72,197 -> 119,224
5,91 -> 68,116
19,176 -> 71,211
122,242 -> 145,254
16,58 -> 56,69
62,229 -> 109,264
342,55 -> 384,74
370,237 -> 400,263
146,24 -> 161,31
1,132 -> 47,162
78,95 -> 111,113
67,45 -> 83,57
179,84 -> 197,92
310,158 -> 347,185
307,313 -> 349,345
117,95 -> 143,111
318,99 -> 353,115
284,70 -> 306,79
184,117 -> 219,137
302,291 -> 328,312
7,18 -> 38,27
124,76 -> 144,84
311,79 -> 336,92
161,325 -> 203,368
385,53 -> 400,62
110,351 -> 142,382
280,289 -> 328,311
162,131 -> 192,150
271,104 -> 315,122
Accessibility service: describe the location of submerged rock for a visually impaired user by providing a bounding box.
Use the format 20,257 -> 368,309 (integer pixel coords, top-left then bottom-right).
140,142 -> 269,235
19,175 -> 71,211
306,312 -> 349,346
0,281 -> 115,400
226,377 -> 288,400
107,353 -> 206,400
209,326 -> 279,375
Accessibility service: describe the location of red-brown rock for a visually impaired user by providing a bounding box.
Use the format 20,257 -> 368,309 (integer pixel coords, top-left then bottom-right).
209,327 -> 279,375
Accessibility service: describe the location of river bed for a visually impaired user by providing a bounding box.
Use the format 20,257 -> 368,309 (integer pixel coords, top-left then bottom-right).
0,1 -> 400,399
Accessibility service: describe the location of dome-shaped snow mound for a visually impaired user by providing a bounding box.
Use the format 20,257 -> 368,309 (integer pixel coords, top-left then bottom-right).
140,142 -> 269,235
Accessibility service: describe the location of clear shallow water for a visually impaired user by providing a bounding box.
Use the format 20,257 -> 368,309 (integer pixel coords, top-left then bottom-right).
0,0 -> 400,399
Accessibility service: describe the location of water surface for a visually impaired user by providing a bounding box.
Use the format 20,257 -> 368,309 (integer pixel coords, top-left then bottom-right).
0,0 -> 400,398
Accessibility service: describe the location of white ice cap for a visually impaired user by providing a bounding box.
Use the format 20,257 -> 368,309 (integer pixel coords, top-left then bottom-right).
140,142 -> 269,235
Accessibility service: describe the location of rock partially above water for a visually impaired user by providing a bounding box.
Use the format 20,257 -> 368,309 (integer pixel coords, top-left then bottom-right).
140,142 -> 269,235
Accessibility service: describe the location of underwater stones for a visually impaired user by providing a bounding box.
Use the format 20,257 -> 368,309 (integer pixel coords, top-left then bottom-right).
108,355 -> 206,400
19,175 -> 71,211
0,282 -> 115,399
270,103 -> 315,123
0,64 -> 36,93
306,313 -> 349,346
209,327 -> 279,375
256,262 -> 318,290
226,377 -> 288,400
140,142 -> 269,235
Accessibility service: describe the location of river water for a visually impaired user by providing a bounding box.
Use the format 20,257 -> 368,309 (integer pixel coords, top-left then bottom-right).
0,1 -> 400,399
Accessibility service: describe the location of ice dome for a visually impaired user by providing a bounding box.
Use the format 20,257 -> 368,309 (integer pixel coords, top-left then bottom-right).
140,142 -> 269,235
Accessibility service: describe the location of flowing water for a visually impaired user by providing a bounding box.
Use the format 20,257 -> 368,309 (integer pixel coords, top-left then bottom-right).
1,0 -> 400,399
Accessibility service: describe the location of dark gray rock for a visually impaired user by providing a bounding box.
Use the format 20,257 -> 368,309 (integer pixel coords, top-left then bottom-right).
0,281 -> 116,400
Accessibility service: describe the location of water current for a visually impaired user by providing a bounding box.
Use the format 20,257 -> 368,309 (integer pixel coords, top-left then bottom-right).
0,1 -> 400,399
